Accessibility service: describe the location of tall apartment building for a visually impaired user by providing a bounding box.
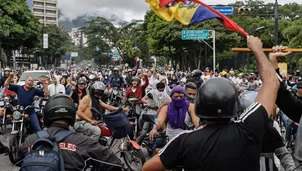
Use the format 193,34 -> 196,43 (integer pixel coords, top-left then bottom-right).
27,0 -> 58,26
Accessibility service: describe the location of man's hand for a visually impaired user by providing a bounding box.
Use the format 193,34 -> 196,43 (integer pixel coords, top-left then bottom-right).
9,72 -> 14,78
247,36 -> 263,53
42,80 -> 49,87
269,45 -> 292,69
123,108 -> 129,113
0,108 -> 4,116
90,120 -> 99,125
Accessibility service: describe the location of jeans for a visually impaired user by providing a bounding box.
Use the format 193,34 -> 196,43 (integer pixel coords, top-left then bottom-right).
28,110 -> 42,132
74,120 -> 101,141
281,114 -> 293,141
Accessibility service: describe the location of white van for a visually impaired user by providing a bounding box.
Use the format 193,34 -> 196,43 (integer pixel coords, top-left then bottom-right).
17,70 -> 52,86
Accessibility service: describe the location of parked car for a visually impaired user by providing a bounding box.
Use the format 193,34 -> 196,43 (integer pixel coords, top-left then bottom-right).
17,70 -> 52,86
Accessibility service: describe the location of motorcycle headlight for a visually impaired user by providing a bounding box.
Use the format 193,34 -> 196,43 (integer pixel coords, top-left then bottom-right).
13,111 -> 22,120
19,106 -> 24,112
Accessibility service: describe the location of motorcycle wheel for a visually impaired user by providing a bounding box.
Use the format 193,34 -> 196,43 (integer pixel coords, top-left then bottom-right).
8,134 -> 20,164
123,149 -> 146,171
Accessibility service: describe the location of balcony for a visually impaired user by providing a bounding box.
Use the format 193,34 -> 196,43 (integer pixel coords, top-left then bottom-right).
33,5 -> 44,10
33,12 -> 45,17
45,3 -> 56,9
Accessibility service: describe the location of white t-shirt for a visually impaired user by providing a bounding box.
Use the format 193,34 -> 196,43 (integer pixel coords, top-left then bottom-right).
201,75 -> 211,81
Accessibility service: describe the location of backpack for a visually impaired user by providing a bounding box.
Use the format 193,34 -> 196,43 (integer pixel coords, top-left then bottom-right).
20,130 -> 73,171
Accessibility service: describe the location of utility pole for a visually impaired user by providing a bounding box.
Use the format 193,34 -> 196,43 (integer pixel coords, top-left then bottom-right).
274,0 -> 279,45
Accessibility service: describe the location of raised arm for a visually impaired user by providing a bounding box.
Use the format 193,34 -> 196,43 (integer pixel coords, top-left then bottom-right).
268,46 -> 302,122
247,36 -> 280,116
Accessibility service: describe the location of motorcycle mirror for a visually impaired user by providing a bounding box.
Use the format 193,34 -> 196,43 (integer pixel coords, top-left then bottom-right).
33,96 -> 39,101
147,93 -> 153,100
295,117 -> 302,161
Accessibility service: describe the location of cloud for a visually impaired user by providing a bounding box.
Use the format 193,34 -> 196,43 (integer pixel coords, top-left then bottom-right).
58,0 -> 149,21
58,0 -> 300,21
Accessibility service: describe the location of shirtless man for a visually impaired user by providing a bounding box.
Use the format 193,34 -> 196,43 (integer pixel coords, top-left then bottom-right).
74,81 -> 128,141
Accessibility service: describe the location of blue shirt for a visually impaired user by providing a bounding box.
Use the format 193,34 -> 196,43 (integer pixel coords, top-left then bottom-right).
66,86 -> 72,95
9,84 -> 44,107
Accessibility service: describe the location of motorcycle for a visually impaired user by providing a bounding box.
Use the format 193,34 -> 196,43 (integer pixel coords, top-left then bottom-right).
92,107 -> 146,171
36,96 -> 47,128
0,95 -> 12,134
108,87 -> 123,107
8,101 -> 38,164
140,114 -> 168,157
136,93 -> 159,145
125,97 -> 140,139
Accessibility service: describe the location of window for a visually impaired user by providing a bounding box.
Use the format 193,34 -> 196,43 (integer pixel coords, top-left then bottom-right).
33,1 -> 43,6
46,10 -> 56,14
46,17 -> 56,21
19,72 -> 50,82
33,9 -> 44,13
45,3 -> 56,7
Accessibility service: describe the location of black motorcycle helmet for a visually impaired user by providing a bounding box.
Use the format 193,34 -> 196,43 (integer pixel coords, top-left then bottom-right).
195,78 -> 238,119
192,69 -> 202,77
43,94 -> 76,127
89,81 -> 106,99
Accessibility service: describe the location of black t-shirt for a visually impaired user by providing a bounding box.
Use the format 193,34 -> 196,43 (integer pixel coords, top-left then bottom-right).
261,120 -> 284,153
159,102 -> 268,171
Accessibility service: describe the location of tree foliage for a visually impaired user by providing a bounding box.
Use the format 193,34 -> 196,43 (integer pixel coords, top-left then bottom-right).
67,0 -> 302,72
39,25 -> 71,67
0,0 -> 41,66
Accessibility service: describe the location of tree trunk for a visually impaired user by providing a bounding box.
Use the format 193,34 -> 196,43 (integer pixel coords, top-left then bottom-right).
1,47 -> 9,67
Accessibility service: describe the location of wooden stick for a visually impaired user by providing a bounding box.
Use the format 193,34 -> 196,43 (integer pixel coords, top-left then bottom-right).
232,48 -> 302,52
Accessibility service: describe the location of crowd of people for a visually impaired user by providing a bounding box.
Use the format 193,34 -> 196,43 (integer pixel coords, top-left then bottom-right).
0,37 -> 301,171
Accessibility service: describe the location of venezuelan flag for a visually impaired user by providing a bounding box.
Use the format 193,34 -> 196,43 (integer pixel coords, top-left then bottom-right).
145,0 -> 248,36
134,56 -> 141,69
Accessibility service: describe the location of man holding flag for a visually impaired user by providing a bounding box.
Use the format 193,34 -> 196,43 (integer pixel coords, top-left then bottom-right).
142,36 -> 279,171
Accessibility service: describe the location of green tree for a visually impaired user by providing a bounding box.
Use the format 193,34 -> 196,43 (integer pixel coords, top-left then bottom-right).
38,25 -> 71,67
0,0 -> 41,66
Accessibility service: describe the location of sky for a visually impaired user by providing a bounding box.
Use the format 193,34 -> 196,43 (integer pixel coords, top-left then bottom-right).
58,0 -> 301,22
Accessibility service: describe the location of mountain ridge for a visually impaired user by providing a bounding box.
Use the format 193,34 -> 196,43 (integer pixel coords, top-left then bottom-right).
58,10 -> 127,30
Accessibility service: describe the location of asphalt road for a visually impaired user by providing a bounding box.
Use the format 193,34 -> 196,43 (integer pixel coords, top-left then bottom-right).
0,133 -> 18,171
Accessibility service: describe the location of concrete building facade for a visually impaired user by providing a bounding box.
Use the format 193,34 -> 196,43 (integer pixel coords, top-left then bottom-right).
27,0 -> 58,26
69,28 -> 88,47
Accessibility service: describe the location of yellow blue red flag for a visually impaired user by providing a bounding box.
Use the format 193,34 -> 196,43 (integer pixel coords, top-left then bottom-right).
145,0 -> 248,36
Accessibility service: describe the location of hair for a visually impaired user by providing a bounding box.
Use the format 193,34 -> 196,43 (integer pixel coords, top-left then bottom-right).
185,82 -> 197,90
26,76 -> 33,80
156,82 -> 165,89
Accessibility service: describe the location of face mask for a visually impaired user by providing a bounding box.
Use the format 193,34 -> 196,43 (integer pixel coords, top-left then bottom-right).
187,95 -> 196,103
156,90 -> 164,98
172,98 -> 186,108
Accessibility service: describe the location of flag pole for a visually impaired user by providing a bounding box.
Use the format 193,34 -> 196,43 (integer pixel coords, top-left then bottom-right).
212,30 -> 216,71
232,48 -> 302,52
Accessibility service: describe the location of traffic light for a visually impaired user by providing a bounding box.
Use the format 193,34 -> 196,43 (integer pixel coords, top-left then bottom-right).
237,6 -> 252,14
